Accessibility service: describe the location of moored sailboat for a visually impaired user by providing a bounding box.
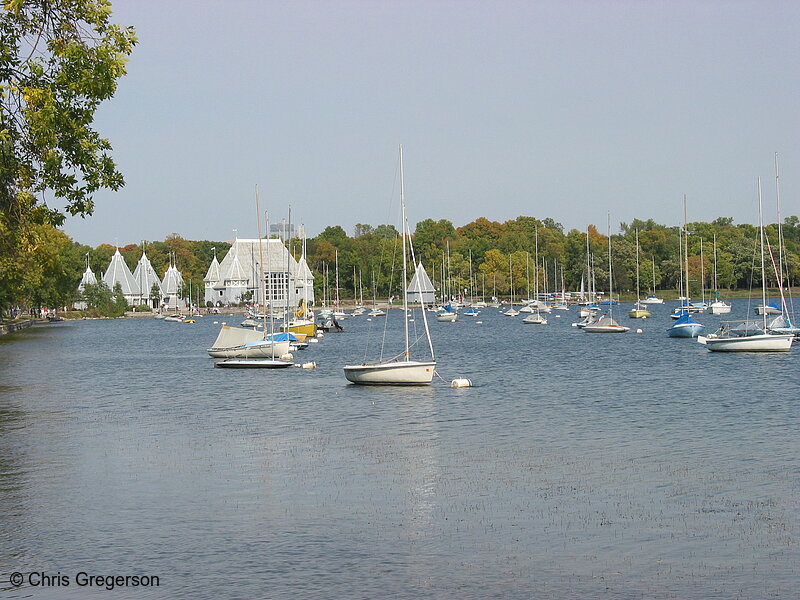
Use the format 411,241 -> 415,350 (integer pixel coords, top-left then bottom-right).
343,146 -> 436,385
703,178 -> 793,352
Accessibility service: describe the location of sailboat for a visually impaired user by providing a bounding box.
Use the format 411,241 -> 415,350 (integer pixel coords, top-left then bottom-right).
702,178 -> 793,351
343,146 -> 437,384
668,197 -> 705,338
707,234 -> 731,314
628,229 -> 652,318
212,192 -> 294,367
641,257 -> 664,304
584,215 -> 630,333
503,254 -> 519,316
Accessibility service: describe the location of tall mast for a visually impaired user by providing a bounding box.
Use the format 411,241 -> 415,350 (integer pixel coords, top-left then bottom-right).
683,195 -> 689,301
775,153 -> 784,288
525,252 -> 530,301
699,237 -> 705,305
399,144 -> 410,361
585,226 -> 591,302
713,234 -> 719,300
607,212 -> 613,318
286,205 -> 292,330
255,186 -> 267,336
635,229 -> 640,303
534,224 -> 539,300
758,177 -> 767,330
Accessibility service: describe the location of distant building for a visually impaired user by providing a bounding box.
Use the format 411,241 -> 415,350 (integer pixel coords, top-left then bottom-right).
132,252 -> 163,308
203,238 -> 314,308
161,263 -> 184,309
407,262 -> 436,304
74,261 -> 97,310
102,249 -> 139,306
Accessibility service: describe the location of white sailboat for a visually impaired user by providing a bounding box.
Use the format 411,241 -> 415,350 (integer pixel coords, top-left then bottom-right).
584,215 -> 629,333
503,254 -> 519,316
641,256 -> 664,304
212,190 -> 293,367
703,178 -> 793,352
628,229 -> 652,318
343,146 -> 436,384
707,234 -> 731,314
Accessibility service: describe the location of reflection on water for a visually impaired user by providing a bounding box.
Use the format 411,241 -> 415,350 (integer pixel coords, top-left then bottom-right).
0,305 -> 797,599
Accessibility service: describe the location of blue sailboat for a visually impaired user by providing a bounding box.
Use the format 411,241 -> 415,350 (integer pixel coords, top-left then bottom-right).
667,310 -> 705,338
668,195 -> 705,337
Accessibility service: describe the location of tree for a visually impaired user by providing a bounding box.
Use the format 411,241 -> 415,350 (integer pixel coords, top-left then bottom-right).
0,0 -> 136,311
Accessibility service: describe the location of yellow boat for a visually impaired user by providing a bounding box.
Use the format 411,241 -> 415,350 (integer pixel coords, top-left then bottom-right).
280,299 -> 316,338
280,319 -> 314,339
628,302 -> 651,319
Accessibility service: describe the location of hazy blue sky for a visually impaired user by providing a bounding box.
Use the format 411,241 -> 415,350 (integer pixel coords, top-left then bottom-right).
61,0 -> 800,247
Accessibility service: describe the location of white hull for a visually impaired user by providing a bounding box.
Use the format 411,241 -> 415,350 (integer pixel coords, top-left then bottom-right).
343,361 -> 436,385
207,340 -> 290,358
215,359 -> 293,368
436,312 -> 458,322
522,314 -> 547,324
583,325 -> 630,333
703,334 -> 793,352
640,297 -> 664,304
708,302 -> 731,314
755,305 -> 781,315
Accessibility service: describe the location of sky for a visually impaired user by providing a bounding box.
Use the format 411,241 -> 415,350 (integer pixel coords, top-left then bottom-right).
61,0 -> 800,247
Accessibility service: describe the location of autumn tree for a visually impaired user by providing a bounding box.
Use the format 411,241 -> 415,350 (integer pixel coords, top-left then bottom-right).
0,0 -> 136,310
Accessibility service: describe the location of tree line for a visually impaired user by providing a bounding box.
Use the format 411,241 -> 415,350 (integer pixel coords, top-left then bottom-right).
3,213 -> 797,317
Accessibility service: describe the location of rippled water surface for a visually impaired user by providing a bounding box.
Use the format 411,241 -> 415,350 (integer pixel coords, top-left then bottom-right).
1,303 -> 798,599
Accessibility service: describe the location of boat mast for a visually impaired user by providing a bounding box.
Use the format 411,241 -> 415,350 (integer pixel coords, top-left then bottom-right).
758,177 -> 768,330
399,145 -> 410,361
534,224 -> 539,302
652,256 -> 657,297
525,252 -> 530,301
713,234 -> 719,301
255,186 -> 267,335
699,237 -> 705,306
683,195 -> 690,302
607,212 -> 614,319
286,205 -> 292,330
508,254 -> 514,306
635,229 -> 640,303
775,153 -> 784,290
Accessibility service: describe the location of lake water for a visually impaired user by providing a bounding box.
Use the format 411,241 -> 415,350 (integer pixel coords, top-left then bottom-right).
1,301 -> 797,599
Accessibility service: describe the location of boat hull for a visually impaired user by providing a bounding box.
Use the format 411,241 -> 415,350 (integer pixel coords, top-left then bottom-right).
215,359 -> 294,368
583,325 -> 630,333
207,340 -> 291,358
280,320 -> 316,338
708,302 -> 731,314
343,361 -> 436,385
667,323 -> 705,338
628,309 -> 651,318
704,334 -> 793,352
436,312 -> 458,322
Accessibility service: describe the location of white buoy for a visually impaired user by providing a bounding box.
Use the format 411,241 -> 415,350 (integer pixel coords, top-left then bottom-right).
221,321 -> 227,325
451,378 -> 472,388
636,328 -> 643,334
280,352 -> 293,360
476,321 -> 483,324
316,332 -> 324,338
301,361 -> 316,369
308,338 -> 319,343
213,321 -> 218,324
